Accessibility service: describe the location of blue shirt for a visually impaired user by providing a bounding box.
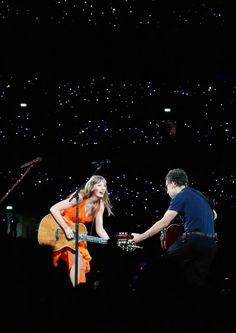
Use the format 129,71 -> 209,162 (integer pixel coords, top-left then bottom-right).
168,187 -> 215,235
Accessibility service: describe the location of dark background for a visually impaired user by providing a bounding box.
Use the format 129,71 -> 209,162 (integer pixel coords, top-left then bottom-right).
0,1 -> 235,332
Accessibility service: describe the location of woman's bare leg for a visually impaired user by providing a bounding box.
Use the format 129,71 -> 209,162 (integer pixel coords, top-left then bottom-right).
69,252 -> 83,287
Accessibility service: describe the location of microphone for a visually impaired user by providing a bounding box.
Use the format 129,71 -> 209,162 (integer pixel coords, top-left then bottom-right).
92,159 -> 111,165
20,157 -> 43,169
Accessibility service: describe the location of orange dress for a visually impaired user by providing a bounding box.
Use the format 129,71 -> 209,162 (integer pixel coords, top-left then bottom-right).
52,198 -> 101,283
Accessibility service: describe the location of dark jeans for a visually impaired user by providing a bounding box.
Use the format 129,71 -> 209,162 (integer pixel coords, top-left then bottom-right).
167,233 -> 217,291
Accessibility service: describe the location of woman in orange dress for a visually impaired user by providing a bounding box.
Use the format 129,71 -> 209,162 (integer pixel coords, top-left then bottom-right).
49,175 -> 113,286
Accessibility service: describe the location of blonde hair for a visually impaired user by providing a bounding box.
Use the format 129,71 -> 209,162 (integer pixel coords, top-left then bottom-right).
80,175 -> 114,216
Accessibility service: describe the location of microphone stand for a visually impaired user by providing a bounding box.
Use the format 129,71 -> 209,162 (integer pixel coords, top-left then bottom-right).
0,163 -> 35,206
70,163 -> 103,287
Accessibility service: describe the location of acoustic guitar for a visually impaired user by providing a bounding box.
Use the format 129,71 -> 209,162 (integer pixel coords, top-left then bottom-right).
37,214 -> 142,252
160,223 -> 184,250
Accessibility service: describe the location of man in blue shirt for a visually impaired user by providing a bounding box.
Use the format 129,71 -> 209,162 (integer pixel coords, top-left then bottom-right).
132,168 -> 217,290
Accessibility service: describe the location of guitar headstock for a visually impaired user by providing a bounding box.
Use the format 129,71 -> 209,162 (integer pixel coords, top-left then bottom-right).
116,232 -> 133,240
116,232 -> 143,252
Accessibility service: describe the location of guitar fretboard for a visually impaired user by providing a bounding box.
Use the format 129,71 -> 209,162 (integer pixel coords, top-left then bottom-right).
77,233 -> 108,244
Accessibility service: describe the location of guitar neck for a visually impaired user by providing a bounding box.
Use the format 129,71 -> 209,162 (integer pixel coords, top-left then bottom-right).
78,233 -> 108,245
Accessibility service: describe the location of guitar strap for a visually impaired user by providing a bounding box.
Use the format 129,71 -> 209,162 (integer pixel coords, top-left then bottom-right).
89,199 -> 102,235
89,213 -> 96,235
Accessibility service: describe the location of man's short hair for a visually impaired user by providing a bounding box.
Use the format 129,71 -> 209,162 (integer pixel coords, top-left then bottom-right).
165,168 -> 189,186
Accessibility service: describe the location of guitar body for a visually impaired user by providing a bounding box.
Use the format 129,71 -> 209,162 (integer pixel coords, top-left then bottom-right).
37,214 -> 87,253
160,223 -> 184,250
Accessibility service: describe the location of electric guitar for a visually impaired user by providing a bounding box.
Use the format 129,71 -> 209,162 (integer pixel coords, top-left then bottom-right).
37,214 -> 142,252
160,223 -> 184,250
